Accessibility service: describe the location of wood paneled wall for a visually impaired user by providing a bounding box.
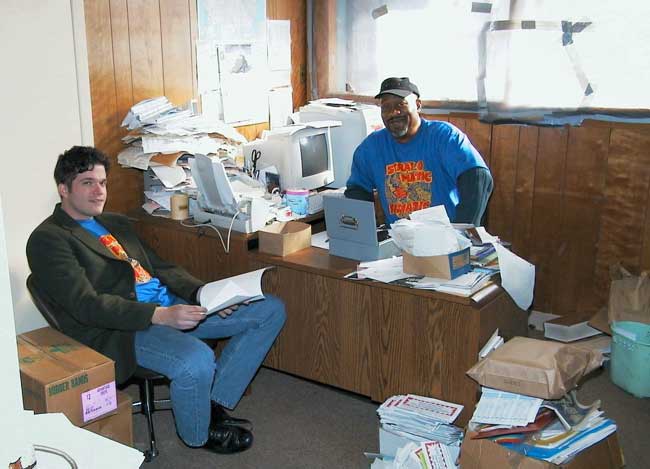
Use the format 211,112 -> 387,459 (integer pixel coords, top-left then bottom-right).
426,114 -> 650,317
84,0 -> 307,213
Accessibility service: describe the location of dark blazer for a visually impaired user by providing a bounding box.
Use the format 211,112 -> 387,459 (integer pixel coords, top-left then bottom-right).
26,204 -> 204,383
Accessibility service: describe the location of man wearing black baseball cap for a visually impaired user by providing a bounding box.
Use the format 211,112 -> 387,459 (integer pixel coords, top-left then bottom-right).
345,77 -> 493,226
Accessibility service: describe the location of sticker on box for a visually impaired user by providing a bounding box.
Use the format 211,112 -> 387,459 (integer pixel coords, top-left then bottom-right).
82,381 -> 117,423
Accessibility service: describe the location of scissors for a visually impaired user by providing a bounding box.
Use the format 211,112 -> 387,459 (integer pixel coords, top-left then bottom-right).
250,149 -> 261,177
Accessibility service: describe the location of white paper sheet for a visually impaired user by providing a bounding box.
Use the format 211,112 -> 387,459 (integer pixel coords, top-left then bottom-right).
494,242 -> 535,310
544,321 -> 602,343
357,256 -> 411,283
471,387 -> 542,427
267,20 -> 291,71
197,39 -> 221,93
150,165 -> 187,189
269,86 -> 293,129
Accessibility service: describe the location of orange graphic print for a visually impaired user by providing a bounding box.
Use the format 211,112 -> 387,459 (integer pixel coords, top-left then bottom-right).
98,234 -> 152,283
384,160 -> 432,218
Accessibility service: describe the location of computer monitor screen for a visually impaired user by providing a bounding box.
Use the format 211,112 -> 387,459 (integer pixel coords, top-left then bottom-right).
299,133 -> 329,177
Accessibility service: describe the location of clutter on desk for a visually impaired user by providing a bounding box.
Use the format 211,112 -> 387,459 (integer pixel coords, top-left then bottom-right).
117,96 -> 249,218
370,394 -> 464,468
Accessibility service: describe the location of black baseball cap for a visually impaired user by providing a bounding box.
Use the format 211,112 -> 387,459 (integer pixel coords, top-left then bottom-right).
375,77 -> 420,99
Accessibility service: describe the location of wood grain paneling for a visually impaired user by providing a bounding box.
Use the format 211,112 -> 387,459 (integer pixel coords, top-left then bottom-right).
109,0 -> 134,119
267,0 -> 308,109
127,0 -> 164,103
488,125 -> 519,241
160,0 -> 194,106
511,126 -> 538,260
596,129 -> 650,295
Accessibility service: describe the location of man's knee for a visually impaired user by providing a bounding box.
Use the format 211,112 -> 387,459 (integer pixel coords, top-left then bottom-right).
262,294 -> 287,327
177,342 -> 216,384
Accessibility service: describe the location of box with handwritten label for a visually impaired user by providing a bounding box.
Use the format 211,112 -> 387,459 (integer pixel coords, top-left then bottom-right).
17,326 -> 117,427
83,390 -> 133,446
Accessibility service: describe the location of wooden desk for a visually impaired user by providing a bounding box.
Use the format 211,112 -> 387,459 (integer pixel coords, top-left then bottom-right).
250,248 -> 527,426
134,213 -> 528,426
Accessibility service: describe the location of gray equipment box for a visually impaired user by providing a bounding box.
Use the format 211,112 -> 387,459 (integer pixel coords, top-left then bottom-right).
323,194 -> 400,262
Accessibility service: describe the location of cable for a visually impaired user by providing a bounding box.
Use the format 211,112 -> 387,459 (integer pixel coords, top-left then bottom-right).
180,210 -> 241,254
33,445 -> 78,468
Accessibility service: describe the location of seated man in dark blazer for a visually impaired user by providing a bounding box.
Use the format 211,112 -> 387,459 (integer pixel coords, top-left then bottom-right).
26,146 -> 286,455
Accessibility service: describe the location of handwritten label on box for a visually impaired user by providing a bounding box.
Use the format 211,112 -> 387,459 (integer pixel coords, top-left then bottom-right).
81,381 -> 117,423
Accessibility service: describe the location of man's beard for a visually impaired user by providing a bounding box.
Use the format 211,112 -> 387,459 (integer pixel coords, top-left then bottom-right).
387,116 -> 408,138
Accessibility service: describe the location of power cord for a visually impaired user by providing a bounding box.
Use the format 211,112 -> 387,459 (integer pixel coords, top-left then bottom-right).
180,210 -> 241,254
33,445 -> 78,468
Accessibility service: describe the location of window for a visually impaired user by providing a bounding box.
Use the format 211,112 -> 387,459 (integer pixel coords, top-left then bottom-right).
314,0 -> 650,115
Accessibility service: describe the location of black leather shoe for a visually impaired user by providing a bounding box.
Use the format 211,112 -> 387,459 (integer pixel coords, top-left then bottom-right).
211,403 -> 253,430
203,424 -> 253,454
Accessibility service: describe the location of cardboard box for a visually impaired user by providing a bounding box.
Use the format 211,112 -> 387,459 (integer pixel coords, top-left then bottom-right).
83,390 -> 133,447
402,246 -> 470,279
18,327 -> 117,427
460,432 -> 624,468
258,221 -> 311,257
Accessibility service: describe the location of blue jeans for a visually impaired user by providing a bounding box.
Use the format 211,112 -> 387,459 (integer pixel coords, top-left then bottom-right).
134,295 -> 286,446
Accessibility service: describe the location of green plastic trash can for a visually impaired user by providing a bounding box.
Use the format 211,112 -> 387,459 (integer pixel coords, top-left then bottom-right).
610,321 -> 650,398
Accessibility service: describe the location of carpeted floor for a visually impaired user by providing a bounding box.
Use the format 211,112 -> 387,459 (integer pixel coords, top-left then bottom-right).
124,363 -> 649,469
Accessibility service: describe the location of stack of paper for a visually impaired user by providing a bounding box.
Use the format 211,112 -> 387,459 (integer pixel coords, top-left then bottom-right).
468,386 -> 617,465
118,97 -> 249,216
121,96 -> 174,129
470,388 -> 543,427
377,394 -> 464,446
407,271 -> 493,297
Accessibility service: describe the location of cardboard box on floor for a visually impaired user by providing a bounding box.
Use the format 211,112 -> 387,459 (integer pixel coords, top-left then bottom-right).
83,390 -> 133,447
17,327 -> 117,427
460,432 -> 624,469
258,221 -> 311,257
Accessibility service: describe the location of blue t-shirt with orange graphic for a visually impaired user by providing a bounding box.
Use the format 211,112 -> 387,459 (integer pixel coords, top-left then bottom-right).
78,219 -> 180,306
346,119 -> 487,224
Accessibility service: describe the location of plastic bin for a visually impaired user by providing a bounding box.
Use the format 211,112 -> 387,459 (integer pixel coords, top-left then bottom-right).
610,321 -> 650,398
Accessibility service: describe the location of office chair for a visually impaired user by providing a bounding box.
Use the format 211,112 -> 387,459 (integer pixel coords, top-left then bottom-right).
26,274 -> 171,462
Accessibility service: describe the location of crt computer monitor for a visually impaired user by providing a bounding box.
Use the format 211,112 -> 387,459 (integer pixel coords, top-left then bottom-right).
243,125 -> 335,191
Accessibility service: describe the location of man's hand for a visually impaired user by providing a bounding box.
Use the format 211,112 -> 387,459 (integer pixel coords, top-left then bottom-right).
152,304 -> 207,330
215,303 -> 239,318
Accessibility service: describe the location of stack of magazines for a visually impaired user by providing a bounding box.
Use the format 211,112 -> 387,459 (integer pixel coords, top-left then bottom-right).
378,394 -> 464,446
468,388 -> 617,465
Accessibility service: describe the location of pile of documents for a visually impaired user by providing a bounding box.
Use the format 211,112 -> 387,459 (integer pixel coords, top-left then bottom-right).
406,271 -> 494,297
349,256 -> 495,298
117,96 -> 248,215
372,394 -> 464,469
467,387 -> 617,465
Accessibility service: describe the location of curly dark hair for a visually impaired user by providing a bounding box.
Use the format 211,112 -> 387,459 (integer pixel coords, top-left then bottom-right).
54,146 -> 111,188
